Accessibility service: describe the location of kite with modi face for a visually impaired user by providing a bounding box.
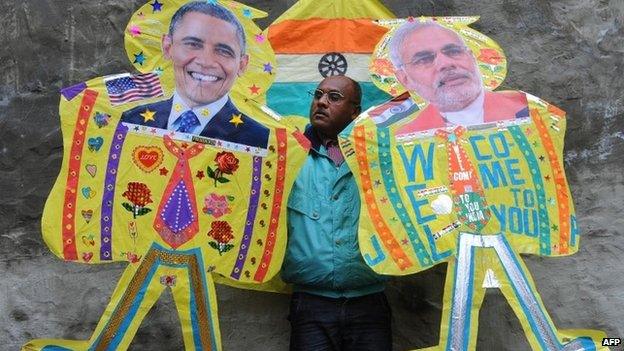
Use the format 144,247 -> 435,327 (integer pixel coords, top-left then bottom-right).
340,17 -> 609,351
24,1 -> 309,350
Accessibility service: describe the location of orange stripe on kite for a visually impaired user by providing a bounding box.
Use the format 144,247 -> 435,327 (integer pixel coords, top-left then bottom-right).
268,18 -> 388,54
531,109 -> 570,254
63,89 -> 98,260
353,126 -> 412,271
254,128 -> 288,282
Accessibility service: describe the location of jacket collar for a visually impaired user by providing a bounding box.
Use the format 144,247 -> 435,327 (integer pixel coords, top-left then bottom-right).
303,124 -> 323,152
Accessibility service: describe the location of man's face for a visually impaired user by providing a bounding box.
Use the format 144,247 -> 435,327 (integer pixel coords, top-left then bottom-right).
162,12 -> 248,108
309,76 -> 360,139
395,26 -> 483,112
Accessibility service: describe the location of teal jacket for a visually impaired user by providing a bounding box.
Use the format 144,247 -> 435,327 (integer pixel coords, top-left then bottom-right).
281,125 -> 386,298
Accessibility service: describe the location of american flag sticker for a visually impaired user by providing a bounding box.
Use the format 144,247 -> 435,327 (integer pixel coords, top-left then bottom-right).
104,72 -> 163,106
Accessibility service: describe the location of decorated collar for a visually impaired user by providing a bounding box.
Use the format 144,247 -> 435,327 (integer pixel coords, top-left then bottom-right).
167,92 -> 230,131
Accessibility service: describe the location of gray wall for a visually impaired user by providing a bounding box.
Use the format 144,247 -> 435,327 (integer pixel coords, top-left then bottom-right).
1,0 -> 623,350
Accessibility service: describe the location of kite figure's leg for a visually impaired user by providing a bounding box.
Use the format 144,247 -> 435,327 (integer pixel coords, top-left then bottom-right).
492,235 -> 599,351
169,254 -> 221,351
23,244 -> 222,351
423,233 -> 604,351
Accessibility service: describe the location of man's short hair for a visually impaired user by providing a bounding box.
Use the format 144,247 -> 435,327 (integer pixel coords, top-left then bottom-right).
388,20 -> 461,69
168,1 -> 247,55
349,77 -> 362,108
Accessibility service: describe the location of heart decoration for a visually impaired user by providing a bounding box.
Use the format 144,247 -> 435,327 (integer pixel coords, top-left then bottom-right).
93,112 -> 111,128
82,252 -> 93,262
81,235 -> 95,246
81,209 -> 93,223
132,146 -> 164,173
85,164 -> 97,178
81,187 -> 96,199
88,137 -> 104,152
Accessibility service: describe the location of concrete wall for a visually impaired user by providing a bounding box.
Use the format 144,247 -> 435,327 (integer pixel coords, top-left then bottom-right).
1,0 -> 622,350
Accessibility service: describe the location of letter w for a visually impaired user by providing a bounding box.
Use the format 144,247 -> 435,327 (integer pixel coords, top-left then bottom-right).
397,143 -> 434,183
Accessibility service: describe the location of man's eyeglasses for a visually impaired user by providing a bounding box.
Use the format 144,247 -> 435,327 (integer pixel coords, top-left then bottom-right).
308,89 -> 347,104
400,44 -> 469,68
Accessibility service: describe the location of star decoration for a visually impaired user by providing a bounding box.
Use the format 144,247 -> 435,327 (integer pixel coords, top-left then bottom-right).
366,131 -> 374,139
380,197 -> 389,204
525,127 -> 533,135
448,134 -> 457,143
263,62 -> 273,73
133,51 -> 146,65
200,108 -> 210,117
133,126 -> 140,131
151,0 -> 163,12
539,155 -> 545,162
196,170 -> 205,180
548,198 -> 556,206
150,128 -> 157,134
401,238 -> 409,246
154,67 -> 164,76
545,175 -> 551,181
255,34 -> 265,43
248,84 -> 261,95
181,142 -> 189,149
242,8 -> 252,18
174,103 -> 183,112
230,113 -> 244,127
374,179 -> 381,187
532,141 -> 539,147
551,224 -> 559,231
128,24 -> 141,37
159,167 -> 169,176
140,109 -> 155,122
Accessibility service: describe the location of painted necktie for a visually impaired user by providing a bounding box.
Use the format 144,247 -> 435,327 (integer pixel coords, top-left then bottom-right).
175,110 -> 200,134
436,127 -> 491,232
153,135 -> 204,248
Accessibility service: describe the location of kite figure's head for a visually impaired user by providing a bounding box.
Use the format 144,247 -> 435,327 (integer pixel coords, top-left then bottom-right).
390,21 -> 483,113
162,1 -> 249,108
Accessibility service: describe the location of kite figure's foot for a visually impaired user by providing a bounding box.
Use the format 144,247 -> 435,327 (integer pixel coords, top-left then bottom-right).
22,338 -> 90,351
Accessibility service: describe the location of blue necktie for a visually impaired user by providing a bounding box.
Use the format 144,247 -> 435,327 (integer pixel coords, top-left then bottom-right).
174,110 -> 200,134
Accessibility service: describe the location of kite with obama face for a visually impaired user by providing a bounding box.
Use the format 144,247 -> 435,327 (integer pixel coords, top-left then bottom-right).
27,2 -> 307,350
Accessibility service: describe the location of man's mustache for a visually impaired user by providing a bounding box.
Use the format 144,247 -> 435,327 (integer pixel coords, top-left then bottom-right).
435,69 -> 473,88
313,108 -> 329,117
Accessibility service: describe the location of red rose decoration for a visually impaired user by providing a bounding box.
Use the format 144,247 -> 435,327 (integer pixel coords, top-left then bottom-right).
121,182 -> 153,218
215,151 -> 239,174
477,48 -> 503,65
207,220 -> 235,255
206,152 -> 240,186
122,182 -> 153,207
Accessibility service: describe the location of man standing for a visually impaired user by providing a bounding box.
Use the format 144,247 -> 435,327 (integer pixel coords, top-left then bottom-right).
121,1 -> 269,148
281,75 -> 391,351
386,20 -> 528,134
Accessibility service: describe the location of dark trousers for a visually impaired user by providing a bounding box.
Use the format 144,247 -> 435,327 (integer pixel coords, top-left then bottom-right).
287,292 -> 392,351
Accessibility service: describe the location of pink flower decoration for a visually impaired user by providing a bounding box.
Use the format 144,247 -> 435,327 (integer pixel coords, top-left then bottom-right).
203,193 -> 231,218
